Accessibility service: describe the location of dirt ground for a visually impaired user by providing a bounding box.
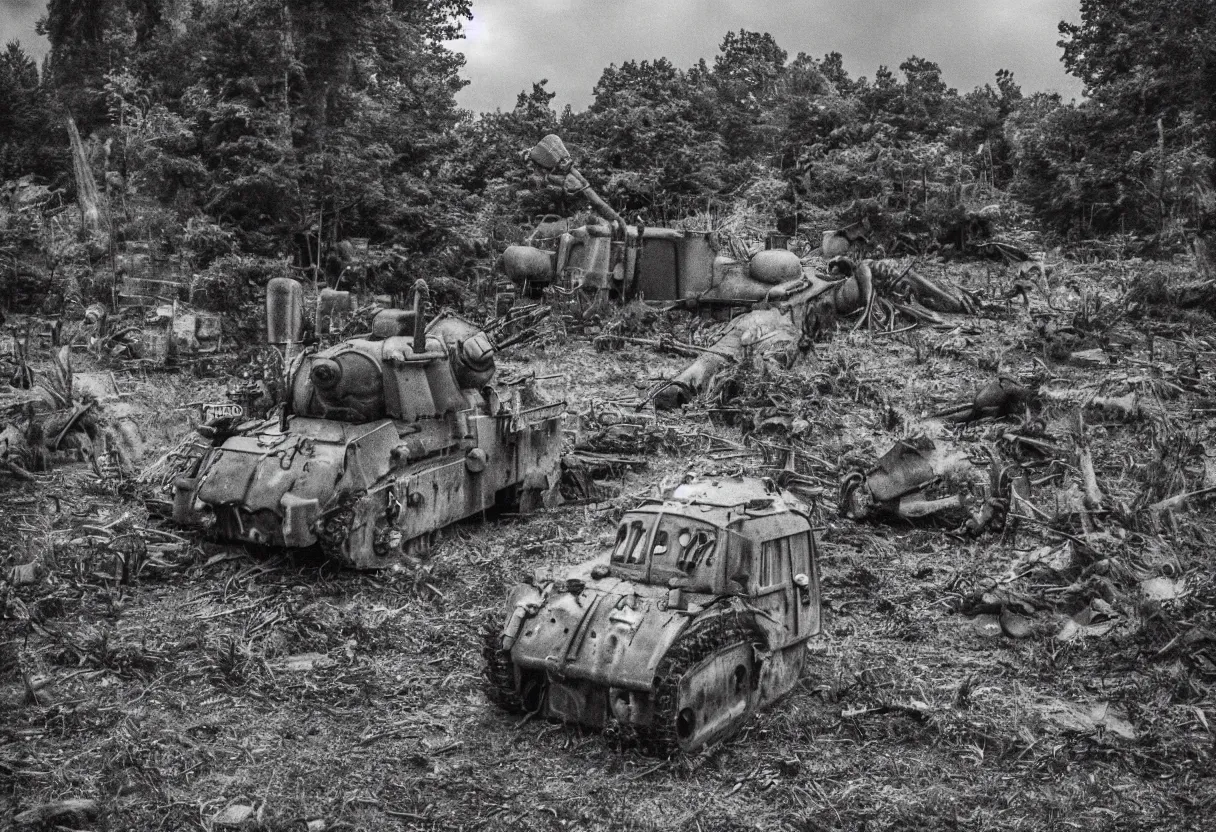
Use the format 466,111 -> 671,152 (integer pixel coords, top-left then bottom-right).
2,258 -> 1215,831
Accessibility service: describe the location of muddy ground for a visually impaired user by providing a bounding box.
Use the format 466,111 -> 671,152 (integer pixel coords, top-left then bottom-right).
2,258 -> 1215,831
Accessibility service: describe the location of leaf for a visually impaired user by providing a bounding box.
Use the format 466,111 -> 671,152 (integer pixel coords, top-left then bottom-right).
213,803 -> 255,826
1035,698 -> 1137,741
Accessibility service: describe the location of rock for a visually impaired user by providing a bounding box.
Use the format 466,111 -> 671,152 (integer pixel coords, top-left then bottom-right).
7,562 -> 40,586
999,608 -> 1034,639
213,803 -> 256,826
1141,576 -> 1183,601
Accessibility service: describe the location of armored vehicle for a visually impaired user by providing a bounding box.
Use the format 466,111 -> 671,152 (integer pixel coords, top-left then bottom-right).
503,135 -> 806,307
483,477 -> 821,755
170,280 -> 564,569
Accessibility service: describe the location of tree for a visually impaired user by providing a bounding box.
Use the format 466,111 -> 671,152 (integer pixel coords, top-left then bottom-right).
447,80 -> 566,228
711,30 -> 788,162
38,0 -> 162,130
0,42 -> 63,181
1049,0 -> 1216,237
84,0 -> 473,257
569,59 -> 726,212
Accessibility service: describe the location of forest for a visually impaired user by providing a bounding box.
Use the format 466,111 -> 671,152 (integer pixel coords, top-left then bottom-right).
2,1 -> 1216,831
1,0 -> 1213,308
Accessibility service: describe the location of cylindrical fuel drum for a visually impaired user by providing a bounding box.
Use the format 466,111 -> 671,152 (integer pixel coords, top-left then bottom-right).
266,277 -> 304,345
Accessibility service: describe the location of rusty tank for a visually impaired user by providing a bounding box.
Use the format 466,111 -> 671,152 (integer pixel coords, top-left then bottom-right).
170,281 -> 564,569
482,476 -> 821,755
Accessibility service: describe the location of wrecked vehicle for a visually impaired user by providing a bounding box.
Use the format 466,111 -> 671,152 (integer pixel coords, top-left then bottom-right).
482,476 -> 821,755
504,135 -> 804,307
169,279 -> 564,569
839,436 -> 1029,534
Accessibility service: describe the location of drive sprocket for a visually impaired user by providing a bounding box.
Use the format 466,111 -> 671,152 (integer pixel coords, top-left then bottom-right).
640,611 -> 762,757
480,616 -> 525,713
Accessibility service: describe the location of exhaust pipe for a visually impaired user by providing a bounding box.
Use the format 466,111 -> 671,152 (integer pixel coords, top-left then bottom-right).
266,277 -> 303,431
411,279 -> 429,354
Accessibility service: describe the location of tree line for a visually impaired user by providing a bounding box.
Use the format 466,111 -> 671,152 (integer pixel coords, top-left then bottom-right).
1,0 -> 1214,304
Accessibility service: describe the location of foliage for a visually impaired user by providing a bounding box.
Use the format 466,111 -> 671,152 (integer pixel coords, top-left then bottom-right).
0,42 -> 64,183
1010,0 -> 1216,241
2,7 -> 1214,318
191,253 -> 285,313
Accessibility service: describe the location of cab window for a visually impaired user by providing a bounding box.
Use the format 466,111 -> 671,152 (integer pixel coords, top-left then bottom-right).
611,519 -> 648,564
788,531 -> 811,576
759,536 -> 792,588
610,512 -> 721,588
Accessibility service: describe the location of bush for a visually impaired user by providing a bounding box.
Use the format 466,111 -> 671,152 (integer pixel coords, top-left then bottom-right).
191,254 -> 286,313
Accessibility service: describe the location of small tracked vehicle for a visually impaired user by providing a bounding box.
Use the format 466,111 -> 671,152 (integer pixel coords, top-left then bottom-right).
170,280 -> 564,568
483,477 -> 821,755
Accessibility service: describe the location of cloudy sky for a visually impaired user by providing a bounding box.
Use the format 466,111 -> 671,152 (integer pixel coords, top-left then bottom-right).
2,0 -> 1084,111
1,0 -> 44,58
453,0 -> 1085,112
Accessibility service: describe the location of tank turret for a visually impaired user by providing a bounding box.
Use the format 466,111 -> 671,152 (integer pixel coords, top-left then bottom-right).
289,334 -> 467,424
427,314 -> 497,390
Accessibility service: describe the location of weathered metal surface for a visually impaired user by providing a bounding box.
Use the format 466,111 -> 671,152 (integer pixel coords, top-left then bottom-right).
505,135 -> 802,308
748,249 -> 802,285
171,307 -> 563,568
484,476 -> 822,755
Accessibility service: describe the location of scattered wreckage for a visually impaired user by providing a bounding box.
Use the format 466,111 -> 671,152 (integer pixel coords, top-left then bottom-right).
652,256 -> 977,409
168,278 -> 565,568
78,300 -> 222,362
483,476 -> 822,755
838,435 -> 1029,534
503,135 -> 810,309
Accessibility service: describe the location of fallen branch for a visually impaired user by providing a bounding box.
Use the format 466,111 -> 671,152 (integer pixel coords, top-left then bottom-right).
0,458 -> 36,481
1148,484 -> 1216,514
1078,446 -> 1103,511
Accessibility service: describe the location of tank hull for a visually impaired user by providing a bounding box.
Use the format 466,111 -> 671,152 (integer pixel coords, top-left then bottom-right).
485,477 -> 822,754
173,401 -> 563,569
494,578 -> 808,753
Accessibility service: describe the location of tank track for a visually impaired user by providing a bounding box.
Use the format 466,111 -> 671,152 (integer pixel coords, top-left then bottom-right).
317,493 -> 359,566
638,610 -> 761,757
480,616 -> 525,713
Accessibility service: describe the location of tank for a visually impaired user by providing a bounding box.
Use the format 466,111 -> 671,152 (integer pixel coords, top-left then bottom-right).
482,477 -> 822,755
169,302 -> 564,569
